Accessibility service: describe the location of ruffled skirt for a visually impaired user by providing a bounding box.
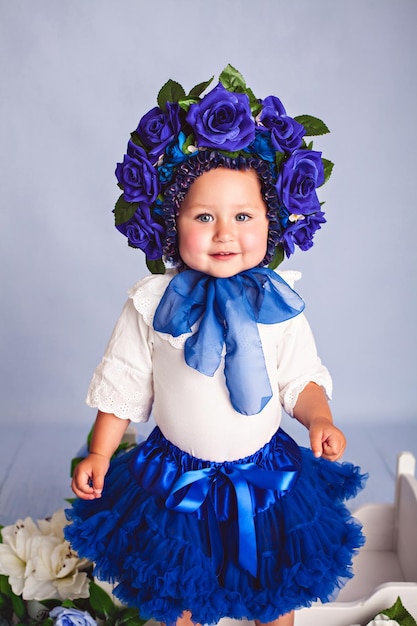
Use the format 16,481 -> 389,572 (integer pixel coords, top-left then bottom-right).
65,427 -> 367,624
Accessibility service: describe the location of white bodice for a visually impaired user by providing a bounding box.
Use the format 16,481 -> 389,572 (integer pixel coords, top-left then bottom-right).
86,270 -> 332,462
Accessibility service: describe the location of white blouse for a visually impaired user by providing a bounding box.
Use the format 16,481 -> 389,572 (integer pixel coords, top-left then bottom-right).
86,270 -> 332,462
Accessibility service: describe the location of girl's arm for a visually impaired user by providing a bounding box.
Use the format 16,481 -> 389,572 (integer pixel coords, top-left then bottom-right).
71,410 -> 130,500
293,382 -> 346,461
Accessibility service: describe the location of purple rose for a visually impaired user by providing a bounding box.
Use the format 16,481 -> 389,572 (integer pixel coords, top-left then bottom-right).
259,96 -> 305,153
49,606 -> 96,626
115,141 -> 159,204
186,82 -> 255,151
276,149 -> 324,215
136,102 -> 181,160
282,210 -> 326,257
116,203 -> 165,259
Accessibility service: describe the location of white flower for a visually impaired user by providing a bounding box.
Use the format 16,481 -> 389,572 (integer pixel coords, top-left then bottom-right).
37,509 -> 68,540
289,213 -> 305,223
0,516 -> 42,596
26,600 -> 50,621
365,615 -> 401,626
0,510 -> 91,601
24,533 -> 90,601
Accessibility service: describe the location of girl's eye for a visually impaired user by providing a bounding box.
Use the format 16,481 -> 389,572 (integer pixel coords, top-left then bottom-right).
196,214 -> 213,223
236,213 -> 250,222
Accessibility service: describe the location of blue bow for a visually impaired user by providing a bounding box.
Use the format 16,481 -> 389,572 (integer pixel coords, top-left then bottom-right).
153,268 -> 305,415
165,461 -> 299,577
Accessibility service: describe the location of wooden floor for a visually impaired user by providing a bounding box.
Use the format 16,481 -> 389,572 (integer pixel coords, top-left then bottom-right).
1,417 -> 416,526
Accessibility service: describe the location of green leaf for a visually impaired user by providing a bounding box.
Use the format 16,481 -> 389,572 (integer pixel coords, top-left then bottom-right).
217,150 -> 241,159
113,195 -> 138,226
157,79 -> 186,111
0,592 -> 14,621
182,133 -> 197,155
88,580 -> 118,620
219,64 -> 247,92
187,77 -> 214,98
268,245 -> 285,270
381,596 -> 417,626
10,592 -> 26,620
275,150 -> 286,171
178,97 -> 199,112
115,607 -> 148,625
129,132 -> 145,149
246,87 -> 262,116
294,114 -> 330,136
0,574 -> 10,593
321,158 -> 334,186
0,575 -> 26,620
146,257 -> 166,275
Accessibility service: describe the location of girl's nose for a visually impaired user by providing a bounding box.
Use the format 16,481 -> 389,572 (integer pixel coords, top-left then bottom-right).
213,220 -> 234,242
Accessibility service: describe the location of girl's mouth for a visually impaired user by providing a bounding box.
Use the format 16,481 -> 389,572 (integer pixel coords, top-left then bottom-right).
210,252 -> 237,260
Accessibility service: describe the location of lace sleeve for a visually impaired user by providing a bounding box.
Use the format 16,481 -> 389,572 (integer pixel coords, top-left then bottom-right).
86,299 -> 154,422
276,313 -> 333,416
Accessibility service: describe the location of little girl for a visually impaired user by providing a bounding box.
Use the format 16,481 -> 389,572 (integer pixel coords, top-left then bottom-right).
65,65 -> 366,626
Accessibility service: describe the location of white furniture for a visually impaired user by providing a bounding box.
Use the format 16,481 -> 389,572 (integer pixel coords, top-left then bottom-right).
294,451 -> 417,624
217,451 -> 417,626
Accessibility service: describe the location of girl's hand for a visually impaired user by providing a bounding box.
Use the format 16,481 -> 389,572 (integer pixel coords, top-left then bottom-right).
71,453 -> 110,500
309,417 -> 346,461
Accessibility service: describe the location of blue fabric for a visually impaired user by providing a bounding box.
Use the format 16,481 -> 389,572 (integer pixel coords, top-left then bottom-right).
153,268 -> 305,415
65,428 -> 367,625
129,427 -> 301,577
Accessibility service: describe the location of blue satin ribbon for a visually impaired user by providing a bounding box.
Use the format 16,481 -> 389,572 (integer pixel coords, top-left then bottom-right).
165,461 -> 298,577
153,268 -> 305,415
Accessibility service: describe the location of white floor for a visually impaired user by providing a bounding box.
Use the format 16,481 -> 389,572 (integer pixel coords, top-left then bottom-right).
1,417 -> 416,525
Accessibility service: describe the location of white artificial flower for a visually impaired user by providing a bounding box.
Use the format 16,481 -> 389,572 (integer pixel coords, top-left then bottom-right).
0,510 -> 91,602
26,600 -> 50,621
37,509 -> 68,540
365,615 -> 401,626
0,517 -> 42,596
289,213 -> 305,223
24,533 -> 90,601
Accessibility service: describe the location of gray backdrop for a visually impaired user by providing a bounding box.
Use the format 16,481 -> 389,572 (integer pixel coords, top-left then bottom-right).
1,0 -> 416,427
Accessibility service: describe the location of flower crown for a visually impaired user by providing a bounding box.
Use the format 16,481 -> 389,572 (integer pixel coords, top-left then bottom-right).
114,64 -> 333,274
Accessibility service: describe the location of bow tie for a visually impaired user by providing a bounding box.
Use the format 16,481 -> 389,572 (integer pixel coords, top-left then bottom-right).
153,268 -> 305,415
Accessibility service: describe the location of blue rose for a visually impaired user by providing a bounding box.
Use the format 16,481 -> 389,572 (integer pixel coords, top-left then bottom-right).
158,132 -> 190,182
282,210 -> 326,257
115,141 -> 159,204
248,130 -> 276,162
116,203 -> 165,259
259,95 -> 305,153
136,102 -> 181,160
165,131 -> 189,164
276,149 -> 324,215
49,606 -> 96,626
186,82 -> 255,151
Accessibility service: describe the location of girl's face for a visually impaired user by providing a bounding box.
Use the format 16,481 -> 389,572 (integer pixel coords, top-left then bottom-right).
177,168 -> 269,278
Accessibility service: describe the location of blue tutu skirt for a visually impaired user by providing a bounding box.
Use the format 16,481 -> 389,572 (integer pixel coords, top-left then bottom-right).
65,427 -> 367,624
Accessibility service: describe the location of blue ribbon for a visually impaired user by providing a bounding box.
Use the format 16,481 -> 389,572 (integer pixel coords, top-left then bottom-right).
153,268 -> 305,415
165,461 -> 298,577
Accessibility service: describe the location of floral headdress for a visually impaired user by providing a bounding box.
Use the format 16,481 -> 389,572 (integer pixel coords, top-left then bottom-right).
114,64 -> 333,274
